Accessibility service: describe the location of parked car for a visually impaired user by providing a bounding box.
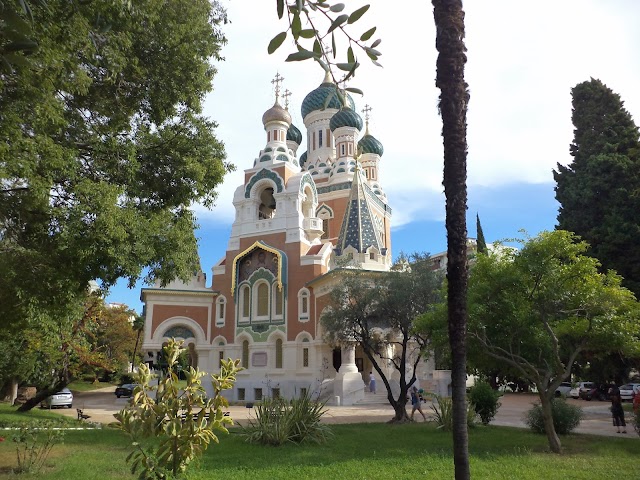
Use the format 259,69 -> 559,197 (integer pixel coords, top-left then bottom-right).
554,382 -> 573,397
580,383 -> 610,401
115,384 -> 139,398
569,381 -> 593,399
619,383 -> 640,401
40,388 -> 73,408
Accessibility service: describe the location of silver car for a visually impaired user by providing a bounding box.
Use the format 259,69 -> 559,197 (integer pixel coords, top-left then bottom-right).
40,388 -> 73,408
619,383 -> 640,402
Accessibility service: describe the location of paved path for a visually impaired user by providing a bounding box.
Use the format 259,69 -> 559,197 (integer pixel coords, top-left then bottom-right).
52,389 -> 637,438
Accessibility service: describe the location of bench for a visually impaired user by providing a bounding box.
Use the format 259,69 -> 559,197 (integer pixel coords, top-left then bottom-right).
77,408 -> 91,421
179,411 -> 229,423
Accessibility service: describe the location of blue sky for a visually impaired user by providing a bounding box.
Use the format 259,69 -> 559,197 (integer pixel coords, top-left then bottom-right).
106,0 -> 640,313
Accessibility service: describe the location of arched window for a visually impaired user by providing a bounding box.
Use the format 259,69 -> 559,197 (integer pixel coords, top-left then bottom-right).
298,288 -> 310,322
255,281 -> 269,318
301,337 -> 310,368
216,296 -> 226,326
240,285 -> 250,322
273,285 -> 283,318
275,339 -> 283,369
242,340 -> 249,369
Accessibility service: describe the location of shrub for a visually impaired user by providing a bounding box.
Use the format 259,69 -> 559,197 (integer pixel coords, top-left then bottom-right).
115,338 -> 241,479
12,422 -> 65,474
633,407 -> 640,437
240,390 -> 332,446
430,395 -> 476,431
524,398 -> 584,435
468,381 -> 502,425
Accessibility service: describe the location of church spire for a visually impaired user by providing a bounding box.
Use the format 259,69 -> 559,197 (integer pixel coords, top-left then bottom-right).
335,163 -> 386,257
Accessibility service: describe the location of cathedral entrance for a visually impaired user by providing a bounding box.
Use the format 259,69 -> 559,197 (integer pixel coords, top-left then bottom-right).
332,348 -> 341,373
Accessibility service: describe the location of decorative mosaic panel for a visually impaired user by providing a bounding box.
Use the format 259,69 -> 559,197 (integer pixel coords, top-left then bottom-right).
244,169 -> 284,198
163,326 -> 195,339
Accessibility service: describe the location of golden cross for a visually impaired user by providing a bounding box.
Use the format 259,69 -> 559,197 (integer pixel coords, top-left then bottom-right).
271,72 -> 285,102
282,89 -> 292,109
362,104 -> 372,126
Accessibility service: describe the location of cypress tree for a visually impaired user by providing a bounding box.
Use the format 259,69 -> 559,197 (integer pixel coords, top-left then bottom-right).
553,78 -> 640,296
476,213 -> 487,254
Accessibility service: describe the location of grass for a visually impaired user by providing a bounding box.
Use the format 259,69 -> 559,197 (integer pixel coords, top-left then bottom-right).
67,380 -> 117,393
0,404 -> 81,428
0,416 -> 638,479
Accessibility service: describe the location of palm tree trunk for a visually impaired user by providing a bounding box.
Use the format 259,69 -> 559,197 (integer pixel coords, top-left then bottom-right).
432,0 -> 470,478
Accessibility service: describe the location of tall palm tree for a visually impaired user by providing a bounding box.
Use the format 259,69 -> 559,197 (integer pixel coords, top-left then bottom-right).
432,1 -> 470,478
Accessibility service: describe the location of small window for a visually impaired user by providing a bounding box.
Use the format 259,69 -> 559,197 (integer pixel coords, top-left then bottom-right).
267,131 -> 271,142
348,143 -> 353,155
298,289 -> 310,321
341,144 -> 345,156
321,218 -> 329,239
302,296 -> 308,314
216,297 -> 226,326
273,286 -> 283,317
326,129 -> 330,147
303,348 -> 309,367
313,131 -> 316,150
300,387 -> 307,398
319,129 -> 323,147
238,388 -> 246,401
276,339 -> 283,369
218,350 -> 224,368
242,340 -> 249,369
254,388 -> 263,401
272,388 -> 280,399
369,251 -> 375,260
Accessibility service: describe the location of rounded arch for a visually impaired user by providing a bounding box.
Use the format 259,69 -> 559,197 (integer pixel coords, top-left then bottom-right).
297,287 -> 310,321
245,169 -> 284,198
253,278 -> 271,319
154,317 -> 206,345
295,331 -> 313,344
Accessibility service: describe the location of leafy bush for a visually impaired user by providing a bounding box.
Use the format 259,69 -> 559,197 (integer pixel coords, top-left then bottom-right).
430,395 -> 476,431
11,422 -> 65,474
115,339 -> 241,479
524,398 -> 584,435
633,407 -> 640,437
468,381 -> 502,425
240,390 -> 332,446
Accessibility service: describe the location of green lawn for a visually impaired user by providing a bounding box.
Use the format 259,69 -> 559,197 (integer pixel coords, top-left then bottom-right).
0,416 -> 638,479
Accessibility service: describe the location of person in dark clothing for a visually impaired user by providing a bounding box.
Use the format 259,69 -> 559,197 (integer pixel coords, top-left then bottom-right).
609,385 -> 627,433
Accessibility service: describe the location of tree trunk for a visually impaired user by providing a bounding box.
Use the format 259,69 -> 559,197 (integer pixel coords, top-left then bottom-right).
391,400 -> 411,423
539,394 -> 562,453
432,1 -> 470,478
131,329 -> 142,373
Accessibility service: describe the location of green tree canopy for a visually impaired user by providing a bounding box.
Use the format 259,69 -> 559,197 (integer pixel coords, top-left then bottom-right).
321,254 -> 443,423
554,78 -> 640,297
428,230 -> 640,452
0,0 -> 232,330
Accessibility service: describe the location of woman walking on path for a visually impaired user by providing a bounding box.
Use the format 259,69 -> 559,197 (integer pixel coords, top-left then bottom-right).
609,386 -> 627,433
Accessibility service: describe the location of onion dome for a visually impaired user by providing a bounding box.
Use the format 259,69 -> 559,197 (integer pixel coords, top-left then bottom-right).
330,107 -> 363,132
301,72 -> 355,119
287,122 -> 302,144
262,101 -> 291,126
299,151 -> 308,167
358,133 -> 384,156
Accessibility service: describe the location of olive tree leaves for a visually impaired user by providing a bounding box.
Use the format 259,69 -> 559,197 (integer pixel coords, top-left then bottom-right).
270,1 -> 381,97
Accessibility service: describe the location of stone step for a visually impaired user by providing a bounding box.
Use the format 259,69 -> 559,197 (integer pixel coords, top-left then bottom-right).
356,390 -> 389,405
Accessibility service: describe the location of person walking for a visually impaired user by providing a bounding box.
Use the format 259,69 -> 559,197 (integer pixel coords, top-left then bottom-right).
609,385 -> 627,433
410,386 -> 427,422
369,371 -> 376,394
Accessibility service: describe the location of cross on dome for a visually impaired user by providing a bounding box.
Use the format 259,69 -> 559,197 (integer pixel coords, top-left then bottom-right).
362,104 -> 372,131
282,89 -> 292,110
271,72 -> 285,103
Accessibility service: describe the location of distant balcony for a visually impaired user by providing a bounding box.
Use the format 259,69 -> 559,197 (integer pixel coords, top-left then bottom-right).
303,217 -> 323,240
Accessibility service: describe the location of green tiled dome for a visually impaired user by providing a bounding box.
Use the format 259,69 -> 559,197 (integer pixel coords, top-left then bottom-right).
287,123 -> 302,144
330,107 -> 363,132
358,134 -> 384,157
301,81 -> 355,119
299,151 -> 308,167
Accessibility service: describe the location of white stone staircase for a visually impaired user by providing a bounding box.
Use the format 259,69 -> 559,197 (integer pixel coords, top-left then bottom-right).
356,389 -> 390,405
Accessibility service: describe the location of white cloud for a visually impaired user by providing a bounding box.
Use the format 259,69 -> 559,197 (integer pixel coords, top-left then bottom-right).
195,0 -> 640,227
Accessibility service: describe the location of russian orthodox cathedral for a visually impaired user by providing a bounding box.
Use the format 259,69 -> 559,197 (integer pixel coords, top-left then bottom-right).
141,73 -> 446,404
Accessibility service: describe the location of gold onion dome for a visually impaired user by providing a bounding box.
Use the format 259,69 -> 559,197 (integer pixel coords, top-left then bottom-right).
262,101 -> 292,126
